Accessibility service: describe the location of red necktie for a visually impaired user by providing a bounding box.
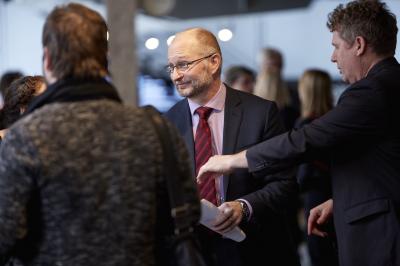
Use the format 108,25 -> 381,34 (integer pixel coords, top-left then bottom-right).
195,106 -> 217,206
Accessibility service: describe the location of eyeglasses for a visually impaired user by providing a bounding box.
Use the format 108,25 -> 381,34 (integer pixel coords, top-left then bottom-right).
165,53 -> 215,74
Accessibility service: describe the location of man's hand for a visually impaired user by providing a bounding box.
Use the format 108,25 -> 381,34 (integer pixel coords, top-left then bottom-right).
212,201 -> 243,234
307,198 -> 333,237
197,151 -> 248,183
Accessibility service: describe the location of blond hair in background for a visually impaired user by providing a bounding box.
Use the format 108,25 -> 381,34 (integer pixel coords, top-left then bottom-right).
254,48 -> 291,109
253,69 -> 291,109
298,69 -> 333,118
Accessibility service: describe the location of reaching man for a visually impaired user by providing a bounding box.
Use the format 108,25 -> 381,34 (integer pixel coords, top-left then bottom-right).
198,1 -> 400,265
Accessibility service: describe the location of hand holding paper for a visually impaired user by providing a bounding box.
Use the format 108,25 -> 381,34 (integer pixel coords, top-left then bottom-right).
199,199 -> 246,242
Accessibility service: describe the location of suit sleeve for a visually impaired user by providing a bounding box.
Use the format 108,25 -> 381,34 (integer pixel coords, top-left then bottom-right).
241,102 -> 298,216
247,84 -> 386,175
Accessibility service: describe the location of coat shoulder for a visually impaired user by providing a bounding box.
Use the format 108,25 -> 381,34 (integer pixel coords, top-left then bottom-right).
226,86 -> 277,111
164,99 -> 188,119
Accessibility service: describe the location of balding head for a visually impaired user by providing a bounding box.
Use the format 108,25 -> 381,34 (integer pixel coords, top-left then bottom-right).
175,28 -> 221,55
169,28 -> 222,76
167,28 -> 223,104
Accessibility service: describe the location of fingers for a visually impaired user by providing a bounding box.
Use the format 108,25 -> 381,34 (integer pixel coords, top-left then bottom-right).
196,156 -> 219,183
317,199 -> 333,224
311,227 -> 328,238
317,209 -> 330,225
196,166 -> 207,184
196,155 -> 233,183
307,208 -> 319,236
196,157 -> 215,183
213,208 -> 233,232
308,207 -> 328,237
212,203 -> 242,234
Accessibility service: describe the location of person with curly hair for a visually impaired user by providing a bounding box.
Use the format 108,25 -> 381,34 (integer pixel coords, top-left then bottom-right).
0,71 -> 23,98
0,76 -> 46,135
197,1 -> 400,265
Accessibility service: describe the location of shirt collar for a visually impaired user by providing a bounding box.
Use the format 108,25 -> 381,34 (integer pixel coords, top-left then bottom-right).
188,83 -> 226,115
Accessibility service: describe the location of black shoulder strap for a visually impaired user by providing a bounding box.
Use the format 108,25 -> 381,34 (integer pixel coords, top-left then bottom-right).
143,105 -> 194,235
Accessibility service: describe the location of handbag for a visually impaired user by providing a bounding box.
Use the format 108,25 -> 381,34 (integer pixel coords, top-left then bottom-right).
144,106 -> 208,266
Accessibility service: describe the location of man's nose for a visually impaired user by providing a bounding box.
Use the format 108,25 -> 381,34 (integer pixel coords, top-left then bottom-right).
331,52 -> 336,63
171,68 -> 183,81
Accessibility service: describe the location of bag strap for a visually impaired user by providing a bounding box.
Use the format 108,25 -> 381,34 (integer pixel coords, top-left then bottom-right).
143,105 -> 194,236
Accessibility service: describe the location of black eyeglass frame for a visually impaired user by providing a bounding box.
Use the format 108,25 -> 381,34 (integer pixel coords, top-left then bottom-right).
165,53 -> 216,74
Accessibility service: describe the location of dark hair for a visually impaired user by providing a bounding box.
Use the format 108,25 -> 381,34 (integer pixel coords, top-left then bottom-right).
42,3 -> 108,80
0,71 -> 23,95
1,76 -> 45,129
327,0 -> 397,56
224,66 -> 255,85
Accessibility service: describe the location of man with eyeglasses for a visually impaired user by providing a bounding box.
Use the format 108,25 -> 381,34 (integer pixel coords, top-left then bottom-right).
164,27 -> 300,266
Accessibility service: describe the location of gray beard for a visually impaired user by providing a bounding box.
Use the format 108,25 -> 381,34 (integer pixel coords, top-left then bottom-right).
177,79 -> 212,99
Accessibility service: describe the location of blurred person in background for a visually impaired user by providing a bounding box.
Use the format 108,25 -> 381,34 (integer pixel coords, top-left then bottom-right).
295,69 -> 338,266
0,71 -> 23,112
254,48 -> 302,258
0,71 -> 23,98
0,76 -> 46,141
224,65 -> 255,94
253,48 -> 299,130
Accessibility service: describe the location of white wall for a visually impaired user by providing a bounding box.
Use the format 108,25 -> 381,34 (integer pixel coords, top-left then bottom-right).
0,0 -> 105,76
1,0 -> 400,81
137,0 -> 400,80
0,2 -> 45,76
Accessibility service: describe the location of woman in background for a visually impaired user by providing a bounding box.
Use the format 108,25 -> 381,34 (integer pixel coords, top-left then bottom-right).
253,48 -> 302,261
296,69 -> 338,266
253,48 -> 298,130
0,76 -> 46,140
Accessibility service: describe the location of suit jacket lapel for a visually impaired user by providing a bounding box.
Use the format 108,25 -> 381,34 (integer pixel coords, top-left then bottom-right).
181,100 -> 196,176
223,86 -> 242,155
222,86 -> 243,196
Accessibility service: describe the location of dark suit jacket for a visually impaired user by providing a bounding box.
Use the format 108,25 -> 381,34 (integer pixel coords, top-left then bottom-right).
165,86 -> 299,266
247,57 -> 400,266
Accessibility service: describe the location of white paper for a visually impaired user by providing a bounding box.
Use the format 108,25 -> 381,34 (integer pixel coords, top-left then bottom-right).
199,199 -> 246,242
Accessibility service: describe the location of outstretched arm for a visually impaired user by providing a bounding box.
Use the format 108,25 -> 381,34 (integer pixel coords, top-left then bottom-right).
196,150 -> 248,183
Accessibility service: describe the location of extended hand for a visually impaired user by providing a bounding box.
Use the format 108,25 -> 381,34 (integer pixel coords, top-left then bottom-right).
307,198 -> 333,237
196,151 -> 248,183
212,201 -> 243,234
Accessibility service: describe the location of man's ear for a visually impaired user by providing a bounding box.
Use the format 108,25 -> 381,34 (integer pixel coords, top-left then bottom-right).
355,36 -> 367,56
43,47 -> 57,84
43,47 -> 52,72
210,53 -> 221,75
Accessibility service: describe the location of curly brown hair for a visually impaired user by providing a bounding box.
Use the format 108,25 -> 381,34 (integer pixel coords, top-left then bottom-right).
327,0 -> 397,56
0,76 -> 45,129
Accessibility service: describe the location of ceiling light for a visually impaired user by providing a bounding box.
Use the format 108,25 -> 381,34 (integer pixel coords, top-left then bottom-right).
145,37 -> 159,50
218,28 -> 233,42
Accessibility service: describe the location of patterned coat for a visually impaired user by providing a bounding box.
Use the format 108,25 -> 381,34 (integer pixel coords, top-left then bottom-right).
0,99 -> 200,266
